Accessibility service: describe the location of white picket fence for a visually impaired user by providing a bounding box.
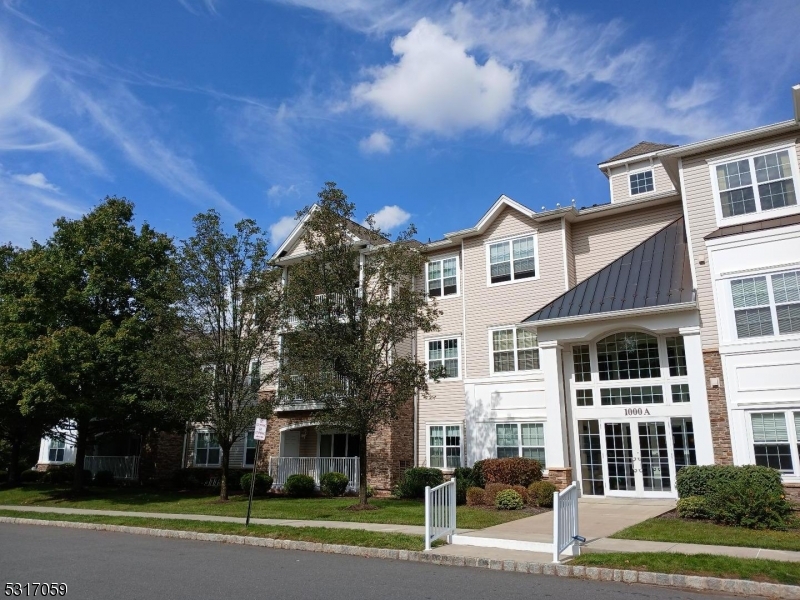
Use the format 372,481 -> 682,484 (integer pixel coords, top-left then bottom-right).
424,478 -> 457,551
83,456 -> 140,480
268,457 -> 359,492
552,482 -> 580,562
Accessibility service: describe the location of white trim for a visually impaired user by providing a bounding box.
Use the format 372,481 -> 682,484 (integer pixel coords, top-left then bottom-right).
242,428 -> 256,468
526,301 -> 697,328
627,166 -> 657,197
658,120 -> 798,160
270,205 -> 317,262
488,325 -> 542,376
425,254 -> 461,299
708,143 -> 800,228
426,423 -> 463,471
460,240 -> 468,380
485,233 -> 540,287
193,430 -> 221,467
745,409 -> 800,477
493,421 -> 547,462
425,335 -> 462,381
444,194 -> 535,240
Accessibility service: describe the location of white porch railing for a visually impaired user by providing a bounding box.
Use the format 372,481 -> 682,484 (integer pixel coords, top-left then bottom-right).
552,482 -> 580,563
424,478 -> 456,551
268,457 -> 359,492
84,456 -> 140,480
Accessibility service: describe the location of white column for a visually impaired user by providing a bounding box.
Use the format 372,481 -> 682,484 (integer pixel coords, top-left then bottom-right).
540,340 -> 569,469
680,326 -> 715,465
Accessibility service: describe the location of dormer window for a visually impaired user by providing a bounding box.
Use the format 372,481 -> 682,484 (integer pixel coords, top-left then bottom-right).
629,170 -> 654,195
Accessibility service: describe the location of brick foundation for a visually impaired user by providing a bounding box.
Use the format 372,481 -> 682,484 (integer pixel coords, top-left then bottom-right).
544,467 -> 573,491
703,350 -> 733,465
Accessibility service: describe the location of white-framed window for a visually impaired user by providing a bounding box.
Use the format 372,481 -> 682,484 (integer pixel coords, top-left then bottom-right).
490,327 -> 539,374
427,337 -> 460,379
428,424 -> 462,469
629,169 -> 654,195
710,145 -> 799,225
486,235 -> 538,285
243,430 -> 256,467
319,432 -> 360,457
495,423 -> 546,464
750,411 -> 800,475
730,269 -> 800,339
426,256 -> 459,297
194,432 -> 220,466
48,438 -> 65,462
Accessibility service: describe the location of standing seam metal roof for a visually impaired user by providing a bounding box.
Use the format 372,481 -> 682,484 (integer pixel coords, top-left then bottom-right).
523,217 -> 694,323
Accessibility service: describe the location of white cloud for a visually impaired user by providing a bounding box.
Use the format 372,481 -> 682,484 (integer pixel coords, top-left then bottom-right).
177,0 -> 219,15
352,19 -> 517,135
365,205 -> 410,231
12,171 -> 60,192
359,130 -> 393,154
269,215 -> 300,244
267,184 -> 300,198
502,123 -> 545,147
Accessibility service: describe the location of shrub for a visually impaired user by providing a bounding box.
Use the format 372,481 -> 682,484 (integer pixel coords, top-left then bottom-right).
676,465 -> 783,498
240,472 -> 273,496
705,478 -> 792,530
19,470 -> 42,484
481,457 -> 543,487
470,460 -> 486,488
511,485 -> 530,504
676,495 -> 709,520
93,470 -> 115,487
466,487 -> 486,506
366,485 -> 375,498
320,472 -> 350,497
528,481 -> 557,508
393,467 -> 444,499
495,489 -> 524,510
484,483 -> 514,505
452,467 -> 474,505
41,464 -> 91,486
283,473 -> 316,498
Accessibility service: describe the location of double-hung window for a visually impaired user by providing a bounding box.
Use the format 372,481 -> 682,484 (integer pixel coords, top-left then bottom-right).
428,425 -> 462,469
195,432 -> 220,466
427,257 -> 458,297
731,270 -> 800,339
488,235 -> 537,284
243,430 -> 257,467
629,170 -> 654,195
48,439 -> 65,462
427,338 -> 460,379
713,147 -> 798,220
751,413 -> 795,473
495,423 -> 546,463
491,327 -> 539,373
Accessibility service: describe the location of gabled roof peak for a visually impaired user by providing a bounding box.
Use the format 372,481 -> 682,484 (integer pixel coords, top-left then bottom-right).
600,141 -> 678,165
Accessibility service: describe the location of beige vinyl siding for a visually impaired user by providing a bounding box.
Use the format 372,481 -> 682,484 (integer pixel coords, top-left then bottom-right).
681,134 -> 800,349
571,200 -> 684,283
299,428 -> 318,457
609,161 -> 675,203
186,428 -> 248,468
283,237 -> 309,259
462,208 -> 566,379
417,381 -> 465,468
564,219 -> 576,288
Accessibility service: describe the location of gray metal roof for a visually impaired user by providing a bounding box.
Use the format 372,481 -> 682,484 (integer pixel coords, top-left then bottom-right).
600,141 -> 678,164
523,217 -> 693,323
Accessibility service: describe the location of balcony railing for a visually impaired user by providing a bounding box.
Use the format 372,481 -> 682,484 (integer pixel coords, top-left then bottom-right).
287,289 -> 362,327
268,456 -> 359,492
84,456 -> 140,480
277,372 -> 348,409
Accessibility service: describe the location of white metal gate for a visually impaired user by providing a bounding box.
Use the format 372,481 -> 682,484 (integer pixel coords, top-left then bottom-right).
424,478 -> 456,551
552,482 -> 580,562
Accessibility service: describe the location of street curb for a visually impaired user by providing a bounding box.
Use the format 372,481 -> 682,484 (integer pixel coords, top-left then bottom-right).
2,516 -> 797,599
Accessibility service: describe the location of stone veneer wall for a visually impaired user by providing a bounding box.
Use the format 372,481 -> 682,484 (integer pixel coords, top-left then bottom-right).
543,467 -> 573,491
703,350 -> 733,465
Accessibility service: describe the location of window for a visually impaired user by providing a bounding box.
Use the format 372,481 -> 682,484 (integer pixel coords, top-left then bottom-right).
629,170 -> 654,195
195,432 -> 220,466
600,385 -> 664,405
320,433 -> 360,457
491,328 -> 539,373
48,439 -> 65,462
665,337 -> 687,376
714,148 -> 798,219
244,430 -> 256,466
672,418 -> 697,472
250,361 -> 261,391
427,257 -> 458,297
573,344 -> 591,382
671,383 -> 690,403
429,425 -> 461,469
731,270 -> 800,339
488,236 -> 537,284
427,338 -> 460,379
578,420 -> 604,495
495,423 -> 546,463
576,389 -> 593,406
597,332 -> 660,380
751,413 -> 793,472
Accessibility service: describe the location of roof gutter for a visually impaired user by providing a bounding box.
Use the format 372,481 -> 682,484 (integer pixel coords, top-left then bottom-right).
521,300 -> 697,328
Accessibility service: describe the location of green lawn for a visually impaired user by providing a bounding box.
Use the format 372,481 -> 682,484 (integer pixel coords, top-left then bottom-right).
0,509 -> 430,550
571,552 -> 800,586
0,484 -> 529,530
611,516 -> 800,552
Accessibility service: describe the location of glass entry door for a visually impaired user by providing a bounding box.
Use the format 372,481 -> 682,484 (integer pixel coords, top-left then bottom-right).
602,420 -> 674,497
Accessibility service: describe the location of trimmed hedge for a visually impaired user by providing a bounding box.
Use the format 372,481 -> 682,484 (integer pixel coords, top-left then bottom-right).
452,467 -> 475,505
240,472 -> 273,496
320,472 -> 349,497
41,464 -> 92,486
481,457 -> 543,487
393,467 -> 444,499
676,495 -> 709,519
495,489 -> 524,510
283,474 -> 316,498
676,465 -> 783,498
466,487 -> 486,506
528,480 -> 557,508
20,470 -> 42,484
511,485 -> 530,504
470,460 -> 486,488
484,483 -> 514,506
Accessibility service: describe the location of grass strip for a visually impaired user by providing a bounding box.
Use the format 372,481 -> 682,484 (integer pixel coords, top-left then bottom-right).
571,552 -> 800,586
611,517 -> 800,552
0,509 -> 432,550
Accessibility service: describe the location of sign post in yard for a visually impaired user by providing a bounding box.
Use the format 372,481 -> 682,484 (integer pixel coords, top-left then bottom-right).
245,418 -> 268,528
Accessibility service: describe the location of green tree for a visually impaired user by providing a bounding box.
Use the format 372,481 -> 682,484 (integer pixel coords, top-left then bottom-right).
280,183 -> 440,505
178,211 -> 282,501
16,197 -> 193,492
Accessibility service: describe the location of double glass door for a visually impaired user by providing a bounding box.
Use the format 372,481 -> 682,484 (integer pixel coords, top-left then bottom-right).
603,420 -> 673,497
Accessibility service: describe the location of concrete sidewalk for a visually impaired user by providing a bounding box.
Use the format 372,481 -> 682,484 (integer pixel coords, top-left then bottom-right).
585,537 -> 800,563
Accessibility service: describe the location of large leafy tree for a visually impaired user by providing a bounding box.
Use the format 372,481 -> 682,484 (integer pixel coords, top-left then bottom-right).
17,198 -> 198,491
178,211 -> 282,501
281,183 -> 441,505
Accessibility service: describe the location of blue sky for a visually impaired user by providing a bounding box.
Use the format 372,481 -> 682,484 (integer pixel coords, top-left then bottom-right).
2,0 -> 799,249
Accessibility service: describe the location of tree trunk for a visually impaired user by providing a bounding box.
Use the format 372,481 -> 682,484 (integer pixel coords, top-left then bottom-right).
358,433 -> 368,506
220,444 -> 231,501
73,423 -> 88,493
8,436 -> 21,486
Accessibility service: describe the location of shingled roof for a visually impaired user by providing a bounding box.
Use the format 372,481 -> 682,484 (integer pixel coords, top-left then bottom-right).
600,141 -> 678,165
524,218 -> 693,323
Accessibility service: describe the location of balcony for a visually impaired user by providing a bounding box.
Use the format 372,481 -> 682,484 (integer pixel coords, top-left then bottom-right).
286,289 -> 362,327
275,372 -> 348,411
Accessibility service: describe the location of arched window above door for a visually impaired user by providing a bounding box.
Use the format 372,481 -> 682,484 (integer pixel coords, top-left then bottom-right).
596,332 -> 660,381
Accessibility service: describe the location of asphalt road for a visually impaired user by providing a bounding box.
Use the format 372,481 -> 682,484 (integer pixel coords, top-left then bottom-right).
1,524 -> 738,600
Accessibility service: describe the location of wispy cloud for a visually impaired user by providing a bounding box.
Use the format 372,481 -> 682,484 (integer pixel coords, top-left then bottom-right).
359,130 -> 393,154
177,0 -> 220,15
269,214 -> 300,245
267,184 -> 301,199
12,171 -> 60,192
365,204 -> 410,231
